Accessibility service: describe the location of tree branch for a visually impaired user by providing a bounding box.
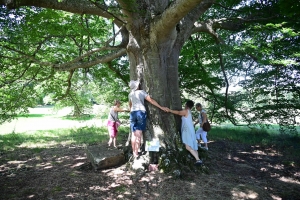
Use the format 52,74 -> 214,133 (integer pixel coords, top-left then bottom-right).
54,48 -> 127,71
177,0 -> 215,45
1,43 -> 126,71
192,16 -> 278,33
89,0 -> 126,25
106,61 -> 128,85
188,36 -> 221,105
213,2 -> 244,12
55,69 -> 75,101
115,0 -> 137,23
0,0 -> 123,26
0,44 -> 53,66
152,0 -> 204,41
0,63 -> 31,88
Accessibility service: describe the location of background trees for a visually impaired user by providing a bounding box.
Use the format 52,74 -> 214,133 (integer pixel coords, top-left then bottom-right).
0,6 -> 129,121
178,0 -> 300,133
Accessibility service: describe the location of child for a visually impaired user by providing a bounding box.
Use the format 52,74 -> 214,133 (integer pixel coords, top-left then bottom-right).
194,103 -> 208,151
107,100 -> 129,148
167,100 -> 203,166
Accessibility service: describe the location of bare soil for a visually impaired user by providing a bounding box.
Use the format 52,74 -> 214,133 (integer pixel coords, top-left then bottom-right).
1,140 -> 299,200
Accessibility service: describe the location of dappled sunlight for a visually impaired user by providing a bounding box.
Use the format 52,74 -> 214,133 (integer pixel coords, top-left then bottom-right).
36,162 -> 53,170
278,176 -> 300,185
251,149 -> 282,157
27,194 -> 35,199
227,153 -> 246,162
75,156 -> 86,160
231,184 -> 259,200
110,182 -> 121,188
233,156 -> 245,162
267,163 -> 284,170
71,162 -> 85,168
252,149 -> 267,155
0,125 -> 299,199
89,185 -> 110,191
227,153 -> 232,159
8,160 -> 27,164
260,167 -> 268,172
270,194 -> 282,200
17,140 -> 74,149
190,182 -> 196,189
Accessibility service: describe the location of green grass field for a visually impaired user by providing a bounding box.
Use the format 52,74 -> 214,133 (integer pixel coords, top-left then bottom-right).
1,106 -> 299,154
208,125 -> 300,158
0,126 -> 130,151
1,117 -> 299,153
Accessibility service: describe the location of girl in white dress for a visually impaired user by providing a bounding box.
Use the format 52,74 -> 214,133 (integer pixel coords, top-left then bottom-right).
167,100 -> 203,166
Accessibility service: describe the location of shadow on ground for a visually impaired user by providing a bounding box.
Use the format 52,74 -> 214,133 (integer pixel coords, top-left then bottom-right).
0,139 -> 299,199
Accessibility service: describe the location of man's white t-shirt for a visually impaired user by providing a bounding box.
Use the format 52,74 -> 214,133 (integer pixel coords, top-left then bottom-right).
129,90 -> 149,112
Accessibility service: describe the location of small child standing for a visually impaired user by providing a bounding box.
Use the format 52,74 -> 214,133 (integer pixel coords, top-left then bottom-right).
194,103 -> 209,151
107,100 -> 129,148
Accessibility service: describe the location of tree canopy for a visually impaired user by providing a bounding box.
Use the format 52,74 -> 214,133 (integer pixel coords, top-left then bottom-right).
0,0 -> 299,133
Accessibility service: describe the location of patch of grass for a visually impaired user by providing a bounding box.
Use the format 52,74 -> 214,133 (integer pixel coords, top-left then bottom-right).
115,185 -> 127,193
21,188 -> 36,196
69,172 -> 78,177
31,147 -> 44,154
0,126 -> 111,151
61,114 -> 95,121
17,114 -> 51,118
209,125 -> 300,149
51,186 -> 63,193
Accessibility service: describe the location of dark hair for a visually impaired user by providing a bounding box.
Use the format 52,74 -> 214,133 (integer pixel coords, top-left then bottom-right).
195,103 -> 202,108
185,100 -> 194,109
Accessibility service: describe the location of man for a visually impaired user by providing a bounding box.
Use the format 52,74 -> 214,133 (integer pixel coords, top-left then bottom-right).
194,103 -> 208,151
128,80 -> 167,158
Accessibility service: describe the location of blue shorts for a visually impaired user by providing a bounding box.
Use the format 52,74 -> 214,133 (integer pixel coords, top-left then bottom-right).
130,111 -> 147,132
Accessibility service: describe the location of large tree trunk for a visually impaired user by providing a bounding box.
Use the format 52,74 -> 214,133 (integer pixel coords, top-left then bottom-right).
127,22 -> 183,150
122,1 -> 213,171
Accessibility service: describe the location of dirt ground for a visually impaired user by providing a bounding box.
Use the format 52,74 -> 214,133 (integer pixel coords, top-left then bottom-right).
1,139 -> 299,200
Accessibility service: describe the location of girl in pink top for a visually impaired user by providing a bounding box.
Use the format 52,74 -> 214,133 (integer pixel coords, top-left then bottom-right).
107,100 -> 129,148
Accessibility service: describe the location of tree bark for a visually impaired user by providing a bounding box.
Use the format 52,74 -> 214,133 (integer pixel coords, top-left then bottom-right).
122,0 -> 215,149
